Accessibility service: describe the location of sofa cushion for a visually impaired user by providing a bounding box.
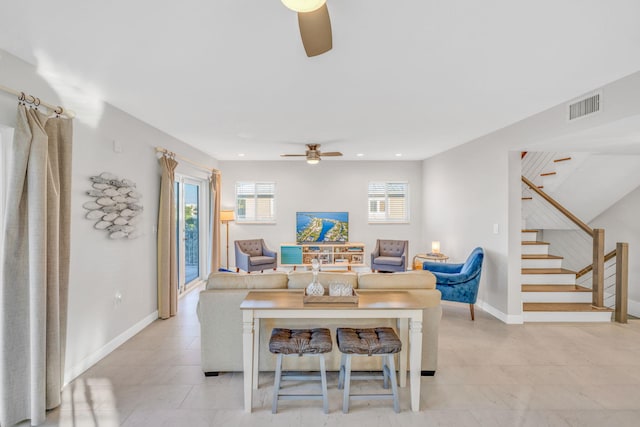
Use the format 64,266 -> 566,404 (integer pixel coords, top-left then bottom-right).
287,271 -> 359,289
357,270 -> 436,290
250,255 -> 276,266
206,272 -> 288,290
373,256 -> 404,266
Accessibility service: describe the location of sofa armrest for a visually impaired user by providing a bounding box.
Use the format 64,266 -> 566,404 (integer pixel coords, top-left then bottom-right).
262,246 -> 277,259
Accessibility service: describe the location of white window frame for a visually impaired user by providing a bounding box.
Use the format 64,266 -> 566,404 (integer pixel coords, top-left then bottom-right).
367,181 -> 410,223
235,181 -> 276,223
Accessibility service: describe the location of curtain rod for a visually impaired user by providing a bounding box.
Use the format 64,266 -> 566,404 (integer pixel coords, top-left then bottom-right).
156,147 -> 220,175
0,84 -> 75,118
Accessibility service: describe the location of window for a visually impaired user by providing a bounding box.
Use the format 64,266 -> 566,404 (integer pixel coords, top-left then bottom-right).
368,181 -> 409,223
235,181 -> 276,223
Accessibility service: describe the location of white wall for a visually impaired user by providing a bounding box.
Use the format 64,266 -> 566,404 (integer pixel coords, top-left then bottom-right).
422,70 -> 640,322
0,50 -> 218,383
218,160 -> 423,269
591,185 -> 640,314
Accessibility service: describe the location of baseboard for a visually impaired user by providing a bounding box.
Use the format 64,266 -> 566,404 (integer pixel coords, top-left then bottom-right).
476,299 -> 524,324
64,310 -> 158,385
626,298 -> 640,319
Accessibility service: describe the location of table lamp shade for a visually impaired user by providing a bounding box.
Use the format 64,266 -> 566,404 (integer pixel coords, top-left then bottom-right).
431,241 -> 440,254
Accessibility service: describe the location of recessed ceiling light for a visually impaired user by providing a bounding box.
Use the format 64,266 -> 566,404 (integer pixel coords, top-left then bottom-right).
238,153 -> 245,157
356,153 -> 364,157
395,153 -> 402,157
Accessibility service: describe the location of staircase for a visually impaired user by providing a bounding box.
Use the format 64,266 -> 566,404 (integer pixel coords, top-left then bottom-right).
521,230 -> 613,322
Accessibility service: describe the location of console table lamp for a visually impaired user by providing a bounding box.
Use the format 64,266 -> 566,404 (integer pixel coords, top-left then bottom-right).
220,210 -> 235,269
430,241 -> 440,256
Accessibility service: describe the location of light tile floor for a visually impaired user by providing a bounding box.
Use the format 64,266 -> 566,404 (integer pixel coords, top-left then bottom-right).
29,288 -> 640,426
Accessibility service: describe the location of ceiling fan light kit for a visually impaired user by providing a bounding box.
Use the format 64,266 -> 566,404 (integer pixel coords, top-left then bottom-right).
282,0 -> 332,57
281,0 -> 326,13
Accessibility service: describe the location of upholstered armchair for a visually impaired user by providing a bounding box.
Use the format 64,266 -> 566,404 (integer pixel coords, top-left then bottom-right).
235,239 -> 278,273
371,239 -> 408,272
422,247 -> 484,320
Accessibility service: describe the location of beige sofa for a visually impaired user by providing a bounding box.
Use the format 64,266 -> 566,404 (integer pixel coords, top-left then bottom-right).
197,270 -> 442,376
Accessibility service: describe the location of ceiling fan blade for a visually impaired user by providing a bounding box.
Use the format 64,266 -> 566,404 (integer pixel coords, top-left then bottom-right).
298,4 -> 332,57
320,152 -> 342,157
280,154 -> 307,157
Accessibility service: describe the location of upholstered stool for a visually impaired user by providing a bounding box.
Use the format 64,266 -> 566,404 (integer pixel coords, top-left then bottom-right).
336,327 -> 402,413
269,328 -> 332,414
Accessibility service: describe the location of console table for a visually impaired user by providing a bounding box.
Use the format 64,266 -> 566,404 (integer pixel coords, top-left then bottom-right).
240,290 -> 425,413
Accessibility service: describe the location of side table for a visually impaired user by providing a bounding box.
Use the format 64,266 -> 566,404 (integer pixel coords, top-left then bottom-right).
413,253 -> 449,270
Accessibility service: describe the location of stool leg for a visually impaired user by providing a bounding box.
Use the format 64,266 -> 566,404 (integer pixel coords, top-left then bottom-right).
342,355 -> 352,414
272,354 -> 283,414
319,354 -> 329,414
338,353 -> 346,390
383,356 -> 389,389
387,355 -> 400,413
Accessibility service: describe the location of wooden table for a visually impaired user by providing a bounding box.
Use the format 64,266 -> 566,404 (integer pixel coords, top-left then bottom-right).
240,290 -> 425,412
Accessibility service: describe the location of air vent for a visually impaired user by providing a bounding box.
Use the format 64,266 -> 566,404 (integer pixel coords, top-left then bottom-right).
568,93 -> 600,121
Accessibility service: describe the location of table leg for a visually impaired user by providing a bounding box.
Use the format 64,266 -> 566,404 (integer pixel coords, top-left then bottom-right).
409,315 -> 423,412
397,318 -> 408,388
242,310 -> 254,413
252,318 -> 260,390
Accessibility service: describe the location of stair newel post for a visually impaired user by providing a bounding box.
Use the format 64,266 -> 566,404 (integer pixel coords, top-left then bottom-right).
592,229 -> 605,308
615,242 -> 629,323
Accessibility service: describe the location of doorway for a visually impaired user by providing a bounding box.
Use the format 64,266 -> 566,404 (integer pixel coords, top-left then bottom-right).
175,175 -> 208,294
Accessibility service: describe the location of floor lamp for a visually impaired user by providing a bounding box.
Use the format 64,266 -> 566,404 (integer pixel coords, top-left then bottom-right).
220,210 -> 235,270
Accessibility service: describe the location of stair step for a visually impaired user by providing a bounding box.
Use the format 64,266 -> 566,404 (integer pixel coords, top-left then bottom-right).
522,254 -> 563,260
521,285 -> 592,303
554,157 -> 572,163
522,285 -> 589,292
522,268 -> 576,285
522,254 -> 563,268
524,302 -> 612,311
540,172 -> 557,177
522,268 -> 576,274
523,303 -> 613,322
521,241 -> 550,255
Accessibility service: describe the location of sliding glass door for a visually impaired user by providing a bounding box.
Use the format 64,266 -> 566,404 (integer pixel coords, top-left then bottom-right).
175,175 -> 207,294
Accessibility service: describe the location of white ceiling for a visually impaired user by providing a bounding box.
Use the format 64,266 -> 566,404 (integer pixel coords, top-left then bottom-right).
2,0 -> 640,161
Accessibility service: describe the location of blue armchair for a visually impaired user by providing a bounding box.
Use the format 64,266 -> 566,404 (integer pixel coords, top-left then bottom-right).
235,239 -> 278,273
422,247 -> 484,320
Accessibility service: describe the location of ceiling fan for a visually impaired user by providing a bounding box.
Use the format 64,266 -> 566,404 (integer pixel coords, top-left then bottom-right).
280,144 -> 343,164
281,0 -> 332,57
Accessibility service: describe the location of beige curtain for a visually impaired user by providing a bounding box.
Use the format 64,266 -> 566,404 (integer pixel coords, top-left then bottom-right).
157,155 -> 178,319
209,173 -> 221,273
1,105 -> 72,426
